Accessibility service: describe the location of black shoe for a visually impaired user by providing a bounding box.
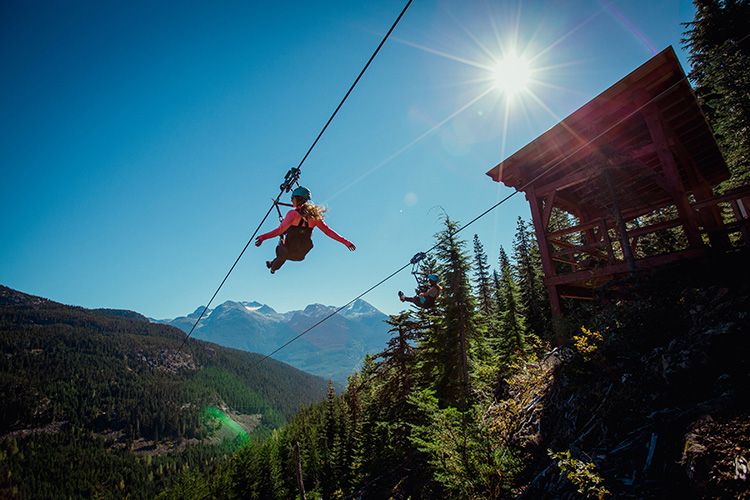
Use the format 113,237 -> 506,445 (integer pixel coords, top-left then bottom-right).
398,291 -> 405,302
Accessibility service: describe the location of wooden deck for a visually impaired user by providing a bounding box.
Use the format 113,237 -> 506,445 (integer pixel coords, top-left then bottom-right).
486,46 -> 749,317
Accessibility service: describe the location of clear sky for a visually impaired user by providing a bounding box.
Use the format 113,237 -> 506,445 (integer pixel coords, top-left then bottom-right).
1,0 -> 697,320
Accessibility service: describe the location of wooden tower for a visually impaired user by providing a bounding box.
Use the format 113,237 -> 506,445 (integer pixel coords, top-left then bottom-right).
486,46 -> 749,317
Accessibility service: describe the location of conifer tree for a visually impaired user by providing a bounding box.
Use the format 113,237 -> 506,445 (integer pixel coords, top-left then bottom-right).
683,0 -> 750,188
492,269 -> 504,314
359,312 -> 424,470
342,374 -> 364,490
379,312 -> 422,397
498,246 -> 525,357
422,216 -> 483,408
472,234 -> 495,318
512,217 -> 551,338
322,382 -> 343,498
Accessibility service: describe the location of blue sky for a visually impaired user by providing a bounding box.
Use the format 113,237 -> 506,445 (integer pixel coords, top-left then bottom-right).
1,0 -> 697,320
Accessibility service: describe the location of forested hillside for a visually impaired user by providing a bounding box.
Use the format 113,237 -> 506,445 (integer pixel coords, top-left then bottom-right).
158,215 -> 749,500
0,286 -> 330,499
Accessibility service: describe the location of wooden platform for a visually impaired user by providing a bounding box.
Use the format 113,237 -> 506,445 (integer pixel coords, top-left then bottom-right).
486,46 -> 749,317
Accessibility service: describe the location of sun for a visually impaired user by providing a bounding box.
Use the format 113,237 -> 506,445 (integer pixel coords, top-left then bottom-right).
492,54 -> 531,97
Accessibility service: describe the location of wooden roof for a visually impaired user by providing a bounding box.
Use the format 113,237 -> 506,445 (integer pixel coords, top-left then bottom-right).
486,46 -> 729,219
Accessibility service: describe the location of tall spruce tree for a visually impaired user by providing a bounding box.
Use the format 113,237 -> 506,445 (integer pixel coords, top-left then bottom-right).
492,269 -> 504,314
512,217 -> 551,338
683,0 -> 750,188
498,246 -> 525,357
322,382 -> 344,498
472,234 -> 495,318
370,313 -> 424,454
420,216 -> 483,408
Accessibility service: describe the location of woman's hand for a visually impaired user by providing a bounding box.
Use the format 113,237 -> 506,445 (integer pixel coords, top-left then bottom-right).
347,242 -> 356,251
255,236 -> 264,247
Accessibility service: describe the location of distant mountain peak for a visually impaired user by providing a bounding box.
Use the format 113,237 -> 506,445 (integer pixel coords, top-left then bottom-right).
163,298 -> 390,384
342,299 -> 379,316
189,306 -> 210,319
241,301 -> 264,309
303,303 -> 333,315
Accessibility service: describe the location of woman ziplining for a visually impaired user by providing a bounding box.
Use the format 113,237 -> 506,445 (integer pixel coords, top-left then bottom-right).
399,273 -> 442,308
255,186 -> 356,273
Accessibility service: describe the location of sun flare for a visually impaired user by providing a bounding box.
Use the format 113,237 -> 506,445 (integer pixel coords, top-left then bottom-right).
492,54 -> 531,97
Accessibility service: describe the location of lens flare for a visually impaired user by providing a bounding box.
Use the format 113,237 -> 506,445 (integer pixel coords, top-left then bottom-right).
202,406 -> 249,441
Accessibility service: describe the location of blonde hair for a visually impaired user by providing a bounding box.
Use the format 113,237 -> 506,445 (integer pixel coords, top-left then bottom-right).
295,200 -> 327,221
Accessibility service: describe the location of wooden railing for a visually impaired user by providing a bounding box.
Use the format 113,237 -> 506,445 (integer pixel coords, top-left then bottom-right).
544,184 -> 750,277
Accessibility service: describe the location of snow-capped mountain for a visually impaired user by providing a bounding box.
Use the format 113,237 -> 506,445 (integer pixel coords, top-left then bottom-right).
159,299 -> 390,384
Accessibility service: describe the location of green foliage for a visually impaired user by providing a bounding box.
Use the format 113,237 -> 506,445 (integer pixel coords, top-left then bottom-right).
0,427 -> 233,500
473,234 -> 496,318
573,327 -> 604,357
513,217 -> 552,338
683,0 -> 750,189
0,286 -> 328,499
497,245 -> 525,358
160,215 -> 557,498
549,449 -> 610,499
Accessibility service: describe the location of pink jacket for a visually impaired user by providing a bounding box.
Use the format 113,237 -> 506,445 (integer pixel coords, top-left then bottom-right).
257,209 -> 354,248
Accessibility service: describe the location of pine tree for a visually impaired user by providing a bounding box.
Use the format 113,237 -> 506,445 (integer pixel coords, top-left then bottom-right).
682,0 -> 750,188
342,374 -> 364,490
472,234 -> 495,318
498,246 -> 525,357
358,312 -> 425,472
322,382 -> 343,498
422,216 -> 484,408
512,217 -> 551,338
379,312 -> 423,397
492,269 -> 504,314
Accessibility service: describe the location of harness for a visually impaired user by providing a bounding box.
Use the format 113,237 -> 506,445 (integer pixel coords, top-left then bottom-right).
282,208 -> 313,259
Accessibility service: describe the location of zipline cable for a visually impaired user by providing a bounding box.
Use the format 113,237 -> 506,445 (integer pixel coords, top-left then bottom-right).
246,74 -> 690,372
159,0 -> 414,378
294,0 -> 414,172
248,261 -> 412,372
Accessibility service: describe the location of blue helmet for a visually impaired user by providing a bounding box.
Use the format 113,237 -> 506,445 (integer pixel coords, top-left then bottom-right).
428,274 -> 439,282
292,186 -> 311,200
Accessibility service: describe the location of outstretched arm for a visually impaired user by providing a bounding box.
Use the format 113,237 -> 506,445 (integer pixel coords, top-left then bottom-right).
311,219 -> 356,251
255,210 -> 300,246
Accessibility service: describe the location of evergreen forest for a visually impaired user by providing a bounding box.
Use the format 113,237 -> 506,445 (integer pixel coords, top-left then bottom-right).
155,7 -> 750,491
1,1 -> 748,499
157,210 -> 749,499
0,287 -> 330,499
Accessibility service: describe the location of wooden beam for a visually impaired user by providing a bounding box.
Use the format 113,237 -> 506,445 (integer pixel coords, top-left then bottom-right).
543,247 -> 708,287
603,169 -> 637,274
525,188 -> 562,317
637,94 -> 703,247
661,112 -> 731,249
627,159 -> 670,193
533,165 -> 600,197
542,191 -> 556,231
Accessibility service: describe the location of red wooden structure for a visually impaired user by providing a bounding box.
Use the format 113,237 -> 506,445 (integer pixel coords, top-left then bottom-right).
486,46 -> 750,317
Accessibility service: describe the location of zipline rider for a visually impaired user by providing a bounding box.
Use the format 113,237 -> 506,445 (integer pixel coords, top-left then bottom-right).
255,186 -> 356,273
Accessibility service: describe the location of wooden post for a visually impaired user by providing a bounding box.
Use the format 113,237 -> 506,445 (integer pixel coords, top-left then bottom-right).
603,169 -> 637,275
637,95 -> 703,247
526,190 -> 563,317
294,441 -> 306,500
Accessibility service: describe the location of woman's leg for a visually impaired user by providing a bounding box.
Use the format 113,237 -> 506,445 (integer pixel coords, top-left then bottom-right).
269,244 -> 290,273
400,293 -> 421,306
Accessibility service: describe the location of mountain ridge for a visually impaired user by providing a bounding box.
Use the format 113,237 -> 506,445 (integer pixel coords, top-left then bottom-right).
0,284 -> 332,499
158,298 -> 391,384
